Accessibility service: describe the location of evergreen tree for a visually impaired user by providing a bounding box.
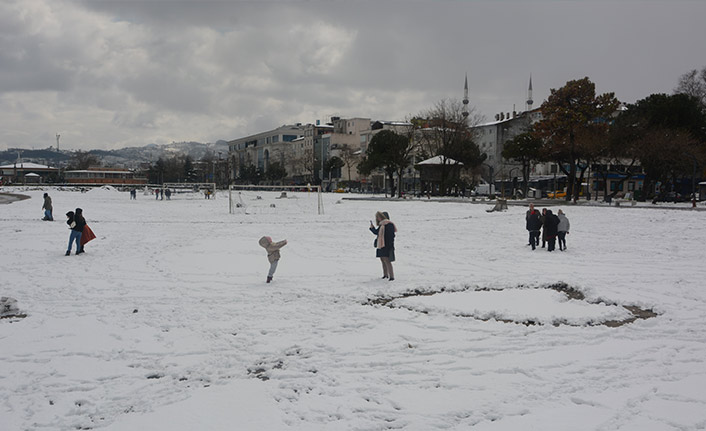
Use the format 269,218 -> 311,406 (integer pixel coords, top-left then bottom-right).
502,131 -> 543,198
357,130 -> 413,197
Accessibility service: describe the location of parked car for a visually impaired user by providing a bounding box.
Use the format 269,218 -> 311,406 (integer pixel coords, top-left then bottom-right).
546,190 -> 567,199
653,192 -> 687,203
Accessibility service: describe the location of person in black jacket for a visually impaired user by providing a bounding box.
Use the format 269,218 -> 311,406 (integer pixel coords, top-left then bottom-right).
369,211 -> 397,281
526,205 -> 542,250
543,209 -> 560,252
65,210 -> 85,256
74,208 -> 87,254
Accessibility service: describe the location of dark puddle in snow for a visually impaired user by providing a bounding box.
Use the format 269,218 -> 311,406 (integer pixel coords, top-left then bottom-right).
364,282 -> 658,327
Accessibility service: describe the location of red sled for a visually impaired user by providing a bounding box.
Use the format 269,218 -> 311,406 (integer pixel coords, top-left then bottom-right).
81,225 -> 96,246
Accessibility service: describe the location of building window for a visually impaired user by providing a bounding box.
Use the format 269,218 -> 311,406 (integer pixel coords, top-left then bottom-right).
628,181 -> 635,191
272,135 -> 279,143
283,135 -> 297,142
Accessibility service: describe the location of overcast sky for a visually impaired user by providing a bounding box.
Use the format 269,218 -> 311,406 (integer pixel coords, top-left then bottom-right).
2,0 -> 705,151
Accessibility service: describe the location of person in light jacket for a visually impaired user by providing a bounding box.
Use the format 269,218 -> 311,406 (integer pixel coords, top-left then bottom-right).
258,236 -> 287,283
557,209 -> 570,251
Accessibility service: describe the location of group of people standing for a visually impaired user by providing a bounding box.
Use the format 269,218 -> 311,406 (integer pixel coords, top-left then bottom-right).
525,203 -> 570,252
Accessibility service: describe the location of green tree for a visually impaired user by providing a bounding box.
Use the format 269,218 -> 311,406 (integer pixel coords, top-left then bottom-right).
183,156 -> 196,182
265,161 -> 287,182
502,131 -> 543,198
323,156 -> 345,182
357,130 -> 413,197
610,93 -> 706,199
534,77 -> 620,201
237,164 -> 261,184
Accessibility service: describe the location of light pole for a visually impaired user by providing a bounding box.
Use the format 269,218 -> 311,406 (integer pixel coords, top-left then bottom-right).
482,162 -> 494,196
508,167 -> 520,198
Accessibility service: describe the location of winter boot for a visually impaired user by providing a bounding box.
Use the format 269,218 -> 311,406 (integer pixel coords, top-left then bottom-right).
65,250 -> 71,256
267,276 -> 272,283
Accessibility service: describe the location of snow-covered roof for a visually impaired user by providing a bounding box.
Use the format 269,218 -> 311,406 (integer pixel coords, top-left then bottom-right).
24,172 -> 40,176
0,162 -> 56,169
416,156 -> 463,166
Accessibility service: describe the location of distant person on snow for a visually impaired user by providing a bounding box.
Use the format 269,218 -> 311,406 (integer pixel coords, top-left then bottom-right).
543,209 -> 560,252
526,204 -> 542,250
557,209 -> 570,251
165,188 -> 171,200
259,236 -> 287,283
130,189 -> 137,200
42,193 -> 53,221
369,211 -> 396,281
65,210 -> 85,256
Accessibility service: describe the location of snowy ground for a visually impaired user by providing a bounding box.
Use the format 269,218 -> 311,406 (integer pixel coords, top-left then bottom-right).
1,186 -> 706,430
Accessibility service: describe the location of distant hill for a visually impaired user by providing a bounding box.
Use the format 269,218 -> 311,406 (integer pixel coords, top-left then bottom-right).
0,140 -> 230,169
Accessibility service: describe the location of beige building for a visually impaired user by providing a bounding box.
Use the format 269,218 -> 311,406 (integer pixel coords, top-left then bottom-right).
227,117 -> 411,187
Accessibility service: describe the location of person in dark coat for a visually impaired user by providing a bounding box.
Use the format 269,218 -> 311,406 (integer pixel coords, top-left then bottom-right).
369,211 -> 396,281
543,209 -> 560,252
65,210 -> 85,256
526,205 -> 542,250
74,208 -> 87,254
42,193 -> 53,221
540,208 -> 547,248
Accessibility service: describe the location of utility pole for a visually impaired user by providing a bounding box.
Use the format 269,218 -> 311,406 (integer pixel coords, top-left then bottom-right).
56,134 -> 60,152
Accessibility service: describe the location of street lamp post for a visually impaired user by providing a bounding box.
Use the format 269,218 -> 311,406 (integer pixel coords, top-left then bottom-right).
482,162 -> 494,197
508,167 -> 520,198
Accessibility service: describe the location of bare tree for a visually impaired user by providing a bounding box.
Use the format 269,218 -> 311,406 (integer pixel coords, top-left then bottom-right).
338,144 -> 360,182
675,66 -> 706,108
414,99 -> 485,195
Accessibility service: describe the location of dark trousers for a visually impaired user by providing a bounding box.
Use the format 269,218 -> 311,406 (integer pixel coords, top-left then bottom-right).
529,231 -> 540,250
547,237 -> 556,252
558,232 -> 567,250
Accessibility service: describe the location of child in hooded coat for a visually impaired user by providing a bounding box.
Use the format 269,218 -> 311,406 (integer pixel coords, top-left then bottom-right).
258,236 -> 287,283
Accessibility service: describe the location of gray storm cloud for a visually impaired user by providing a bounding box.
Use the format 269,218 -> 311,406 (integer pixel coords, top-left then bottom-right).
2,0 -> 705,150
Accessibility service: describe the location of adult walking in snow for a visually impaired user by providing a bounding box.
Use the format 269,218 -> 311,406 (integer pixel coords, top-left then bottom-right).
526,204 -> 542,250
369,211 -> 396,281
65,210 -> 85,256
557,209 -> 570,251
42,193 -> 53,221
543,209 -> 560,252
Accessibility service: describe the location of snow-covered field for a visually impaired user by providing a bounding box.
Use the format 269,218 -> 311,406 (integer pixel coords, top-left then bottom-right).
2,187 -> 706,430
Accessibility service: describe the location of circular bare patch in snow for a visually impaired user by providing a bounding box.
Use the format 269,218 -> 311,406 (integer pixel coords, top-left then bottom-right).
365,283 -> 657,327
